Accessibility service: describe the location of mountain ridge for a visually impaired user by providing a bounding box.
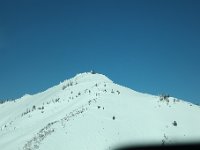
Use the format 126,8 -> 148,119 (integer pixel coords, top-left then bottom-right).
0,72 -> 200,150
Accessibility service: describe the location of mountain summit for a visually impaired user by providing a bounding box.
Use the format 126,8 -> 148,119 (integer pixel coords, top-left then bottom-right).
0,72 -> 200,150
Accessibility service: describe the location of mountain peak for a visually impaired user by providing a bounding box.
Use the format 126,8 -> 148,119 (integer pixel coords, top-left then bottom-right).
62,72 -> 113,86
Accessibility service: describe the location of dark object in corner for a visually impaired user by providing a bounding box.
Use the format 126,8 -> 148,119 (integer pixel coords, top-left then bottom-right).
112,143 -> 200,150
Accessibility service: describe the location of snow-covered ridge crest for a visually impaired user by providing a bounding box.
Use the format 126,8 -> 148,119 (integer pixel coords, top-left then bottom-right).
61,72 -> 113,87
29,72 -> 113,99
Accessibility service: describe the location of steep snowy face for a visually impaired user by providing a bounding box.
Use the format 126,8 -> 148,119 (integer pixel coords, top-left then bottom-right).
0,72 -> 200,150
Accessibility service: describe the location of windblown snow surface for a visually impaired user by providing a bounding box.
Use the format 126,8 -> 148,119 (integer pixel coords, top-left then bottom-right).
0,72 -> 200,150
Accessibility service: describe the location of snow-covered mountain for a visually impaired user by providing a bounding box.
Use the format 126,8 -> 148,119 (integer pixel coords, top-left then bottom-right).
0,72 -> 200,150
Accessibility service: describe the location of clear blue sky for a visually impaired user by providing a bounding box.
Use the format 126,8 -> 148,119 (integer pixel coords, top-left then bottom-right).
0,0 -> 200,104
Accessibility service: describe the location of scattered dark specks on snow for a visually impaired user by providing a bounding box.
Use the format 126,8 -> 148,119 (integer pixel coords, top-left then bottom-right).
161,134 -> 168,145
172,121 -> 177,126
116,90 -> 120,95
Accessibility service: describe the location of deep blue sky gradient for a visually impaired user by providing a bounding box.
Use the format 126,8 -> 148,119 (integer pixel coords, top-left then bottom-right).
0,0 -> 200,103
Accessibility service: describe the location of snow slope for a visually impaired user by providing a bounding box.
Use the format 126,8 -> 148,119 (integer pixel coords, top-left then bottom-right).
0,72 -> 200,150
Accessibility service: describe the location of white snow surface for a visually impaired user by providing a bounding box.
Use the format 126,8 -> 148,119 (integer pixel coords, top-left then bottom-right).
0,72 -> 200,150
